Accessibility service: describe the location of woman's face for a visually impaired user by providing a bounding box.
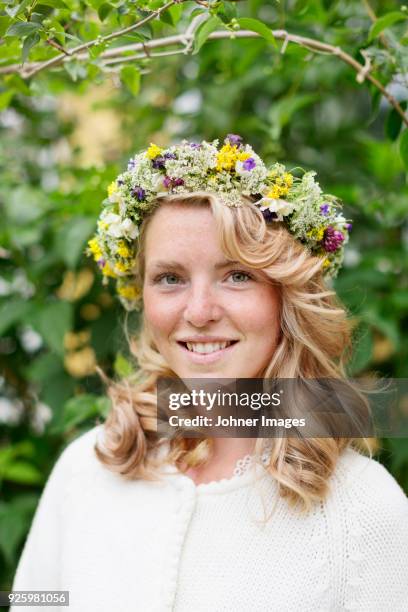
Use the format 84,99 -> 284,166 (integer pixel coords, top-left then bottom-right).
143,204 -> 280,379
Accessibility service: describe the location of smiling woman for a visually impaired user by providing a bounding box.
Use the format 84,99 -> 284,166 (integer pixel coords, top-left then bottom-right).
97,190 -> 357,490
142,201 -> 281,380
11,138 -> 408,612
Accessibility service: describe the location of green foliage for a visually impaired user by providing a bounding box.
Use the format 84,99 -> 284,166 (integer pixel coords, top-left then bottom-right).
0,0 -> 407,590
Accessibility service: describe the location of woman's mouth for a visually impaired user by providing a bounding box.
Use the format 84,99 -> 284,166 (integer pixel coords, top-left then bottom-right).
177,340 -> 239,364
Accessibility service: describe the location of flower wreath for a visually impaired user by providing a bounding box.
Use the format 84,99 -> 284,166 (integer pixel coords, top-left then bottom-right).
86,134 -> 351,311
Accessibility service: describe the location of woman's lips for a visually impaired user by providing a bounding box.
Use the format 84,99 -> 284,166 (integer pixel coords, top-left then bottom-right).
177,341 -> 239,364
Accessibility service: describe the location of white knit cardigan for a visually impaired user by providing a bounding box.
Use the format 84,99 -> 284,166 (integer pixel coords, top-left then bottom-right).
11,425 -> 408,612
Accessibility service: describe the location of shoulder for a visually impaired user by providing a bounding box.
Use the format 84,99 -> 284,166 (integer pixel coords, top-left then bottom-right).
59,422 -> 105,461
50,423 -> 106,484
331,447 -> 408,527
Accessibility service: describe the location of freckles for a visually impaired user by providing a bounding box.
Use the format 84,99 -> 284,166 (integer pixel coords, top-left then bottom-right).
143,289 -> 183,329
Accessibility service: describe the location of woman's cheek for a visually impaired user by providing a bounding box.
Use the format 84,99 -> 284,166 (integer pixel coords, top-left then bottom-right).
144,289 -> 181,327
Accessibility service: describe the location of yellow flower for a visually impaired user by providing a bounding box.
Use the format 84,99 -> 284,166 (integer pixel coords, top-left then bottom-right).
115,261 -> 132,273
97,220 -> 109,231
101,262 -> 117,278
87,238 -> 102,260
116,241 -> 132,258
266,185 -> 282,199
322,257 -> 331,269
283,172 -> 293,187
108,181 -> 118,197
237,151 -> 251,162
146,143 -> 163,159
117,285 -> 141,300
216,143 -> 239,172
265,172 -> 293,199
306,228 -> 325,241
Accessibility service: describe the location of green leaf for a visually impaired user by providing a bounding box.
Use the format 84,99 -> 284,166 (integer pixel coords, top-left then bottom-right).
39,0 -> 68,7
166,3 -> 184,26
30,301 -> 73,356
385,102 -> 407,141
386,439 -> 408,471
160,4 -> 182,26
368,11 -> 407,41
0,300 -> 32,336
400,129 -> 408,169
4,74 -> 31,96
268,93 -> 319,139
193,16 -> 222,54
5,0 -> 32,19
98,2 -> 112,22
56,216 -> 97,269
2,462 -> 43,485
62,394 -> 101,429
236,17 -> 277,47
217,0 -> 237,24
96,396 -> 111,418
0,90 -> 14,111
5,21 -> 41,37
22,32 -> 41,64
363,309 -> 400,349
120,65 -> 141,96
0,16 -> 12,36
0,495 -> 38,565
114,352 -> 133,377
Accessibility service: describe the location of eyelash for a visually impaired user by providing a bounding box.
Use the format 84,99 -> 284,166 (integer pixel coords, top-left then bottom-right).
153,270 -> 254,285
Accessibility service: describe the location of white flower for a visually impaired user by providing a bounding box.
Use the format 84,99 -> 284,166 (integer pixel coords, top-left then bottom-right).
30,401 -> 53,435
108,191 -> 121,204
153,173 -> 165,190
0,398 -> 24,425
103,213 -> 139,239
120,218 -> 139,239
258,198 -> 296,221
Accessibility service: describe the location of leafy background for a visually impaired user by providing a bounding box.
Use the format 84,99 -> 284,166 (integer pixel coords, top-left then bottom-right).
0,0 -> 407,593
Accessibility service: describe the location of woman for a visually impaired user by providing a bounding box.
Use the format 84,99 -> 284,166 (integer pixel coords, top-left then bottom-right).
12,136 -> 408,611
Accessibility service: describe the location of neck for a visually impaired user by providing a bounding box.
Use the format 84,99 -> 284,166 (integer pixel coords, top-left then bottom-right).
182,437 -> 258,485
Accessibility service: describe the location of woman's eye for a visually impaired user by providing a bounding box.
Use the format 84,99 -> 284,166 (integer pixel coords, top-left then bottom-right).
154,273 -> 182,285
228,271 -> 253,283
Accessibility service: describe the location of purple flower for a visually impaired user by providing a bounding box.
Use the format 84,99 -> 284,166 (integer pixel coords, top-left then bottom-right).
127,158 -> 137,171
117,179 -> 124,186
97,258 -> 106,269
320,203 -> 330,215
346,223 -> 353,232
131,186 -> 146,201
242,157 -> 256,171
323,226 -> 345,252
163,176 -> 184,189
189,143 -> 201,149
164,152 -> 177,159
261,209 -> 278,222
152,156 -> 166,169
225,133 -> 243,147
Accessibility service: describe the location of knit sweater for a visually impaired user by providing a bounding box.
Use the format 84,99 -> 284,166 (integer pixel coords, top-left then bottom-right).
11,424 -> 408,612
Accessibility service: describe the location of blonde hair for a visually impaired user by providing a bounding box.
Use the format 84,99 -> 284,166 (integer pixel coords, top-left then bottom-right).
94,192 -> 372,514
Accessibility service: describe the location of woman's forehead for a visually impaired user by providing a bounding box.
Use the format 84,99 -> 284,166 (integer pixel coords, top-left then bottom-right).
144,205 -> 219,254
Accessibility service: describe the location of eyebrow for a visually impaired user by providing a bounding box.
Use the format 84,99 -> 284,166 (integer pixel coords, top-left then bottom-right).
148,260 -> 243,271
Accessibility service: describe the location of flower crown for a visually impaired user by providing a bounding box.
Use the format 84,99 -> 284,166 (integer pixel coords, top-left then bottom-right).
86,135 -> 351,311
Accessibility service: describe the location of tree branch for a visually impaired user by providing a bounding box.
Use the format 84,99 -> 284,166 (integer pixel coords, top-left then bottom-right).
22,0 -> 187,78
2,24 -> 406,126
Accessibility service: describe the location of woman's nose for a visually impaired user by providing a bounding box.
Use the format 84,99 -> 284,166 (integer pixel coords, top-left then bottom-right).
182,283 -> 223,327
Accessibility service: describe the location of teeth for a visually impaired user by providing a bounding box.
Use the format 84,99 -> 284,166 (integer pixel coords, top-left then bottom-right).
186,341 -> 232,354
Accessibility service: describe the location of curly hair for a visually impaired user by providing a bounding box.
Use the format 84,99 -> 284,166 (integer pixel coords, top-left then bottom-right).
94,192 -> 372,514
